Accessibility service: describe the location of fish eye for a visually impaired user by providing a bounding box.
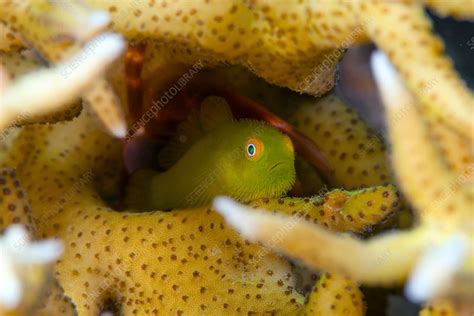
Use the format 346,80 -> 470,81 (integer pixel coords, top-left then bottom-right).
245,138 -> 264,161
247,144 -> 256,156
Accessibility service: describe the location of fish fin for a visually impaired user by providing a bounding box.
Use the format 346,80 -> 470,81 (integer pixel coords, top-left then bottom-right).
199,96 -> 233,131
158,110 -> 204,168
158,96 -> 233,168
125,169 -> 157,210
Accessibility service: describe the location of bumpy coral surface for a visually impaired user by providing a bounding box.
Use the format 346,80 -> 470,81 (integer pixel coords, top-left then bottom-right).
215,52 -> 474,315
291,93 -> 391,189
0,105 -> 400,315
0,1 -> 127,137
0,1 -> 472,315
2,1 -> 472,139
90,0 -> 473,139
300,273 -> 366,316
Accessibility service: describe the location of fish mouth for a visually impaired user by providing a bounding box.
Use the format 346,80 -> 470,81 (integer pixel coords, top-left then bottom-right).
270,162 -> 285,171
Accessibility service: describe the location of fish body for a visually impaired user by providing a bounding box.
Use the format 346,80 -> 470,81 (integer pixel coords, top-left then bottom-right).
127,118 -> 295,210
126,96 -> 296,210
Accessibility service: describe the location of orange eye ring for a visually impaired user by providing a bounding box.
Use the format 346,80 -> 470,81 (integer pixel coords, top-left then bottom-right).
245,138 -> 264,161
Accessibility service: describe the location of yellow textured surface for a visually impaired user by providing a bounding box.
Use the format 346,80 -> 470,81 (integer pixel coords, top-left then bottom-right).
35,280 -> 75,316
301,273 -> 365,316
211,61 -> 473,308
85,0 -> 348,95
429,121 -> 474,183
385,82 -> 472,227
1,0 -> 126,136
0,22 -> 23,52
87,0 -> 473,139
419,300 -> 457,316
250,185 -> 398,234
0,106 -> 400,314
0,169 -> 34,234
0,1 -> 473,314
359,1 -> 473,140
0,169 -> 57,316
1,0 -> 471,141
425,0 -> 474,19
0,110 -> 298,315
291,93 -> 391,189
0,52 -> 82,125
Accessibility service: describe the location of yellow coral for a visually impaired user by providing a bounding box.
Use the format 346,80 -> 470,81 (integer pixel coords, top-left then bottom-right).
87,0 -> 473,140
214,52 -> 474,314
0,1 -> 472,315
250,185 -> 397,234
425,0 -> 474,19
87,0 -> 342,96
0,22 -> 23,53
0,51 -> 81,125
357,1 -> 473,141
2,0 -> 471,141
0,40 -> 122,130
419,299 -> 461,316
291,93 -> 391,189
0,103 -> 399,314
0,0 -> 127,137
301,273 -> 365,316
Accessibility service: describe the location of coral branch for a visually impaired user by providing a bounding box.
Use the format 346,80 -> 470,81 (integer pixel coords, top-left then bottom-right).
250,184 -> 398,234
290,93 -> 391,189
301,273 -> 365,316
0,22 -> 24,53
0,33 -> 125,133
372,51 -> 471,225
0,169 -> 34,234
361,2 -> 474,140
0,225 -> 62,314
0,0 -> 109,45
213,197 -> 431,286
425,0 -> 474,19
1,0 -> 126,137
0,51 -> 81,126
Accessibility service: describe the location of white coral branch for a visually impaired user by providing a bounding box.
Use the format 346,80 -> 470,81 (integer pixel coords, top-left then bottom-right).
0,32 -> 125,132
0,225 -> 63,310
405,233 -> 468,302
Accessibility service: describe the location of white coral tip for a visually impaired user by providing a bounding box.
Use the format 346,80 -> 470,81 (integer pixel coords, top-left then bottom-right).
0,225 -> 63,310
405,233 -> 468,303
213,196 -> 259,238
